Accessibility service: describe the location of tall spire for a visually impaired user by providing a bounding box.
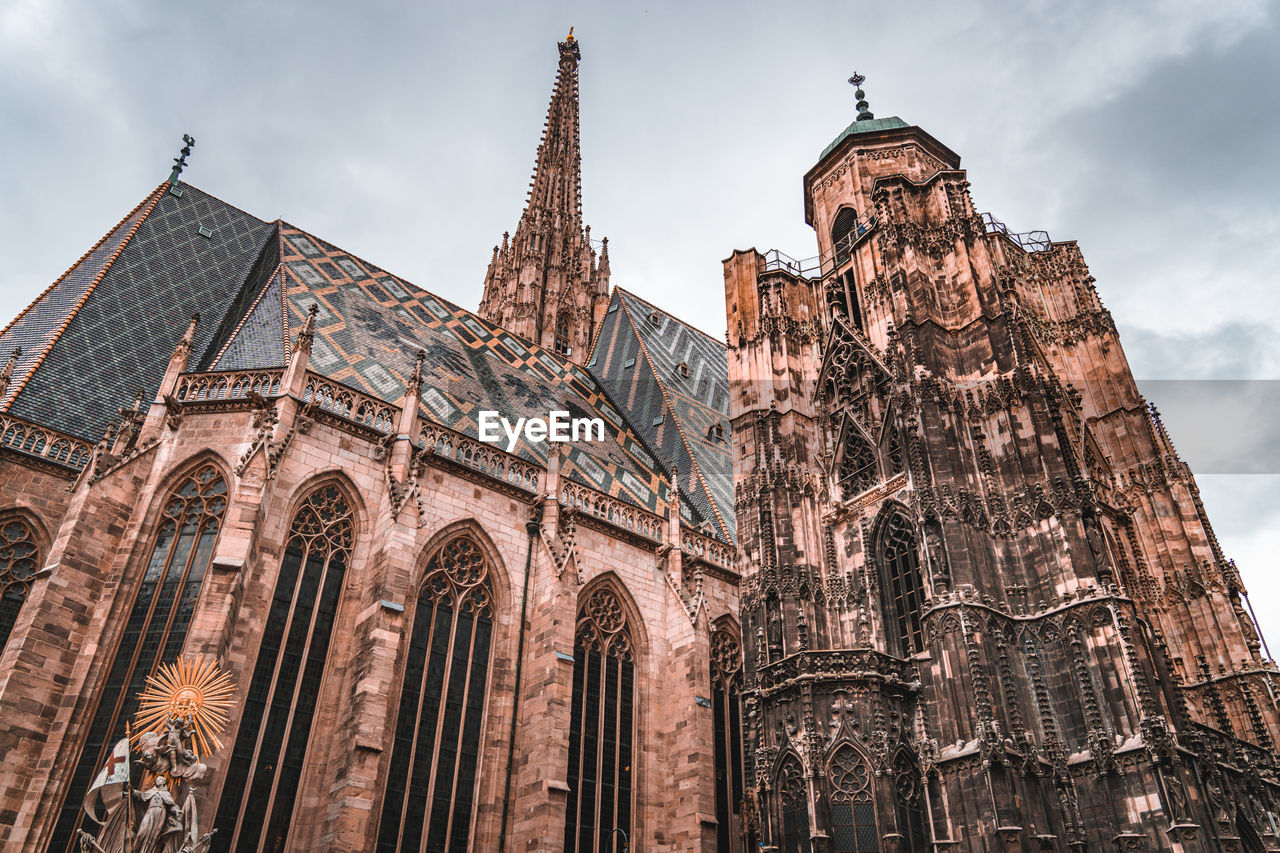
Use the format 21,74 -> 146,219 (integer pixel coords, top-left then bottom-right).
479,30 -> 609,362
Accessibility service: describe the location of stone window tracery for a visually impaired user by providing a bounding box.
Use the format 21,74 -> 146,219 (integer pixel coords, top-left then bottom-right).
214,484 -> 353,853
50,463 -> 227,853
0,515 -> 39,656
839,429 -> 879,498
828,744 -> 877,852
778,754 -> 811,853
711,626 -> 746,852
377,534 -> 494,853
563,587 -> 635,853
879,512 -> 925,657
890,751 -> 928,847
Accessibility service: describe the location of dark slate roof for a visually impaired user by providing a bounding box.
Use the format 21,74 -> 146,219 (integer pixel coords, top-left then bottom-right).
588,288 -> 734,542
201,224 -> 284,370
3,182 -> 275,439
0,187 -> 161,413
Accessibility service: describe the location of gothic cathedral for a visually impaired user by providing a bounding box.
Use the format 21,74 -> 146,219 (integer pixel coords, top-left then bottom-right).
0,33 -> 1276,853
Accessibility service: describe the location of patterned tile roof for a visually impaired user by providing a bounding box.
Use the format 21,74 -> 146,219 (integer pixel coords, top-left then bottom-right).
1,181 -> 737,521
588,288 -> 733,542
1,183 -> 276,439
274,226 -> 674,514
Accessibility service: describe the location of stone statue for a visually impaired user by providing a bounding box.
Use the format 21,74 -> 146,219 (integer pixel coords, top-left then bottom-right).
76,717 -> 217,853
138,718 -> 207,782
77,659 -> 233,853
924,524 -> 950,590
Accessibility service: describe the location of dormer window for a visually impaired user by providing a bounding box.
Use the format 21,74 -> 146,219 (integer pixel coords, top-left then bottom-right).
708,423 -> 725,442
677,361 -> 690,378
648,311 -> 661,327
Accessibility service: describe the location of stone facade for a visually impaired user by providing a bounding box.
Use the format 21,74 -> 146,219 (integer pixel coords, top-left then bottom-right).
729,111 -> 1280,851
0,33 -> 1277,853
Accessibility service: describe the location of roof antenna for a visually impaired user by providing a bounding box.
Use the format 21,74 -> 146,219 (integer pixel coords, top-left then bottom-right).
168,133 -> 196,184
849,73 -> 874,122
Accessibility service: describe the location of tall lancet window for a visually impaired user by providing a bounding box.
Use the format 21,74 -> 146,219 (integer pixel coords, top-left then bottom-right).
828,744 -> 877,852
376,534 -> 495,853
879,512 -> 925,658
214,485 -> 353,853
0,515 -> 39,656
711,625 -> 746,853
49,463 -> 227,853
778,755 -> 811,853
563,588 -> 636,853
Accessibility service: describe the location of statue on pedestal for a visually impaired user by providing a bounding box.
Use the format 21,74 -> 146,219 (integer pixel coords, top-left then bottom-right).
75,658 -> 233,853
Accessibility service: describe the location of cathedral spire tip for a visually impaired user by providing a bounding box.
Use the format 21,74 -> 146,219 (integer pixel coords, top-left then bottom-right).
848,73 -> 874,122
559,28 -> 581,65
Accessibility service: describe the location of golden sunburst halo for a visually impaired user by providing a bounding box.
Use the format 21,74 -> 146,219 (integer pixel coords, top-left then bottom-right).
131,657 -> 235,757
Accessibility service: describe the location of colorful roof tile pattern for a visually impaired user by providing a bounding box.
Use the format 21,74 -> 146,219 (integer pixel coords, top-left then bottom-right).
273,225 -> 674,515
588,288 -> 734,542
0,181 -> 738,522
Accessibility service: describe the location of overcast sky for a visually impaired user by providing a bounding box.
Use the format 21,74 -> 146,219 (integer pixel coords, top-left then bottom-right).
2,0 -> 1278,641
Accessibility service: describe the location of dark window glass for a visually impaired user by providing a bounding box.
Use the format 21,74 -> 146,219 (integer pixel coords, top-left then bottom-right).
842,271 -> 863,331
376,535 -> 495,852
880,513 -> 925,657
831,207 -> 863,268
779,757 -> 810,853
828,744 -> 877,852
213,485 -> 353,853
711,627 -> 746,853
555,316 -> 572,356
892,752 -> 927,849
0,516 -> 40,656
48,464 -> 227,853
564,589 -> 635,853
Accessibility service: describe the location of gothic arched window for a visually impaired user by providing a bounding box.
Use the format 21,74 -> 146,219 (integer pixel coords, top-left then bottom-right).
377,534 -> 495,853
711,626 -> 746,853
554,315 -> 572,356
49,463 -> 227,853
838,429 -> 878,498
828,744 -> 877,852
778,754 -> 810,853
214,485 -> 354,853
0,515 -> 39,656
563,588 -> 635,853
879,512 -> 925,657
891,751 -> 928,847
831,207 -> 862,268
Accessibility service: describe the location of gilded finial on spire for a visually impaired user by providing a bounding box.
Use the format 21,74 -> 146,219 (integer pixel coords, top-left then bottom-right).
168,134 -> 196,184
559,27 -> 581,65
848,73 -> 874,122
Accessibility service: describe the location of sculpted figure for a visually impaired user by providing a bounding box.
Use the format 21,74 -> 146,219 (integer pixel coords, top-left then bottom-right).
133,776 -> 185,853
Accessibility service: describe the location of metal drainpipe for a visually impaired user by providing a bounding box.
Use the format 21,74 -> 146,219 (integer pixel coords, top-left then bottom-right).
499,506 -> 543,853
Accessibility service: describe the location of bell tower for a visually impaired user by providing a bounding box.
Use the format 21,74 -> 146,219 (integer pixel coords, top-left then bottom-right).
478,29 -> 610,361
731,76 -> 1280,851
